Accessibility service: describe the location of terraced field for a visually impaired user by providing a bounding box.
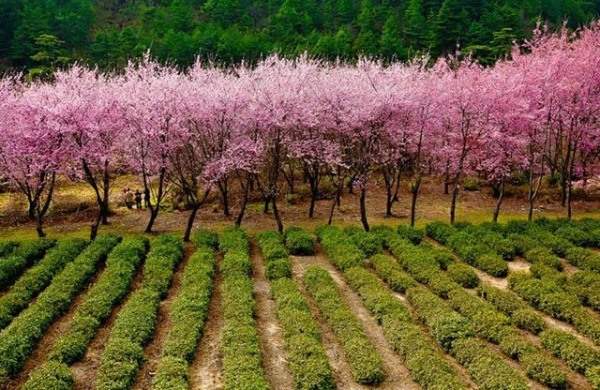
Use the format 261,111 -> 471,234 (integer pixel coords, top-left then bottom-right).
0,218 -> 599,390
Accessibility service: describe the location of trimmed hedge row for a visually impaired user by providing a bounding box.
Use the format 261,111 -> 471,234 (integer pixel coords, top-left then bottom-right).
345,266 -> 467,389
96,235 -> 184,390
568,271 -> 600,311
0,238 -> 88,330
477,285 -> 546,334
509,272 -> 600,345
524,247 -> 563,270
256,231 -> 292,280
447,263 -> 479,288
22,236 -> 148,390
564,247 -> 600,273
406,286 -> 529,390
304,266 -> 385,385
284,226 -> 315,255
369,254 -> 417,293
344,226 -> 384,257
0,235 -> 118,383
316,225 -> 364,271
540,328 -> 600,387
396,225 -> 425,244
271,277 -> 335,390
0,238 -> 55,289
153,230 -> 218,390
219,227 -> 269,390
447,288 -> 567,388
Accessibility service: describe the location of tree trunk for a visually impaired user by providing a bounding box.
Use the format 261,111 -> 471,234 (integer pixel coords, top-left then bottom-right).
271,197 -> 284,233
90,212 -> 101,240
383,169 -> 394,218
263,197 -> 270,213
359,188 -> 369,231
145,208 -> 159,233
450,182 -> 460,224
410,177 -> 421,227
101,162 -> 110,225
235,178 -> 251,227
444,163 -> 450,195
492,181 -> 505,223
184,204 -> 200,242
308,189 -> 318,218
218,179 -> 230,217
392,171 -> 402,202
35,212 -> 46,238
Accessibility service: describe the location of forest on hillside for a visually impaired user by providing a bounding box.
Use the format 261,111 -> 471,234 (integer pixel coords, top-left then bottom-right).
1,0 -> 599,75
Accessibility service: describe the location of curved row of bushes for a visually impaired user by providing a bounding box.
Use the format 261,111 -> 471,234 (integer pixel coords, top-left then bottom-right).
303,266 -> 385,384
0,235 -> 119,383
344,226 -> 384,257
257,228 -> 336,390
95,235 -> 184,390
219,227 -> 269,390
406,286 -> 529,390
0,239 -> 54,289
426,222 -> 508,277
0,240 -> 19,258
152,230 -> 218,390
22,236 -> 148,390
447,288 -> 567,388
0,238 -> 88,330
284,226 -> 315,255
569,271 -> 600,311
564,247 -> 600,273
316,225 -> 364,271
369,254 -> 417,293
509,272 -> 600,345
540,328 -> 600,388
256,231 -> 292,280
344,266 -> 467,389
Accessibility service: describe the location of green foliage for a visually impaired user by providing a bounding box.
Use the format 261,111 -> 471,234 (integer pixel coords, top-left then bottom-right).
0,235 -> 118,380
271,278 -> 335,390
304,266 -> 385,384
396,224 -> 425,244
0,238 -> 54,289
96,235 -> 183,390
22,361 -> 73,390
154,240 -> 216,390
344,226 -> 383,257
447,263 -> 479,288
370,254 -> 417,293
540,329 -> 600,377
316,225 -> 364,271
0,238 -> 87,330
284,226 -> 315,255
256,231 -> 292,280
344,266 -> 466,389
564,247 -> 600,272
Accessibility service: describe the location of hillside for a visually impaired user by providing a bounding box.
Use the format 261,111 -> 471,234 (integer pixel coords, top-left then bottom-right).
1,0 -> 599,73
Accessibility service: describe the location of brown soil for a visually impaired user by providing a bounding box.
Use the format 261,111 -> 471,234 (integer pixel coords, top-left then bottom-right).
507,258 -> 531,274
189,254 -> 224,390
133,244 -> 195,389
250,243 -> 296,390
71,257 -> 146,390
1,263 -> 106,390
290,250 -> 420,390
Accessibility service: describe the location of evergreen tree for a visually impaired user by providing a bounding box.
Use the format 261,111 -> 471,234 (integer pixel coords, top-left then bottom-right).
380,13 -> 407,60
404,0 -> 427,50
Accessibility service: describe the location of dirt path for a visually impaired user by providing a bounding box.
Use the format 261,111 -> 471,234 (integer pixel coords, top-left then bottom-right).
133,244 -> 195,389
250,244 -> 295,390
1,263 -> 106,390
291,250 -> 420,390
190,254 -> 224,390
71,259 -> 146,390
507,258 -> 531,274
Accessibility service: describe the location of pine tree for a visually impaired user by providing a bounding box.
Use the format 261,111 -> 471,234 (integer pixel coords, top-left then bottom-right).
404,0 -> 427,50
380,13 -> 407,60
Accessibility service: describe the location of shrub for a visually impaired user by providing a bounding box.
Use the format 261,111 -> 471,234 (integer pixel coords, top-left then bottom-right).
475,253 -> 508,277
192,229 -> 219,249
304,266 -> 385,384
271,278 -> 335,390
0,240 -> 18,258
568,271 -> 600,310
256,231 -> 292,280
564,247 -> 600,272
451,338 -> 528,390
447,263 -> 479,288
0,238 -> 54,289
0,238 -> 88,329
524,248 -> 562,270
425,222 -> 456,244
219,229 -> 269,390
96,235 -> 184,390
369,225 -> 395,248
22,361 -> 73,390
153,241 -> 216,390
396,225 -> 424,244
344,267 -> 466,390
344,226 -> 383,257
369,254 -> 416,293
511,309 -> 545,334
554,225 -> 591,247
507,234 -> 538,256
284,227 -> 315,255
0,236 -> 118,380
540,329 -> 600,375
463,177 -> 480,191
316,225 -> 364,271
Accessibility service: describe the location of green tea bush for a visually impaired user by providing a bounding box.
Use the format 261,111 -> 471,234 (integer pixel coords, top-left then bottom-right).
344,267 -> 466,390
425,222 -> 456,244
304,266 -> 385,384
540,329 -> 600,377
564,247 -> 600,272
344,226 -> 383,257
554,225 -> 591,247
0,236 -> 118,382
219,228 -> 269,390
369,254 -> 417,293
192,229 -> 219,249
0,238 -> 54,289
0,240 -> 18,258
369,225 -> 395,248
316,225 -> 364,271
153,241 -> 216,390
271,278 -> 335,390
524,248 -> 562,270
22,360 -> 74,390
396,225 -> 424,244
507,233 -> 538,256
96,235 -> 183,390
0,238 -> 87,330
447,263 -> 479,288
284,226 -> 315,255
256,231 -> 292,280
511,308 -> 545,334
568,271 -> 600,310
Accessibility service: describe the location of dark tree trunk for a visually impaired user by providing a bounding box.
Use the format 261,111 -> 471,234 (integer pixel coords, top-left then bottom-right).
359,188 -> 369,231
144,168 -> 166,233
271,197 -> 284,233
184,204 -> 200,242
218,179 -> 230,217
145,208 -> 159,233
492,181 -> 505,223
90,212 -> 101,240
410,177 -> 422,227
450,183 -> 460,224
263,197 -> 270,213
235,176 -> 252,227
101,162 -> 110,225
